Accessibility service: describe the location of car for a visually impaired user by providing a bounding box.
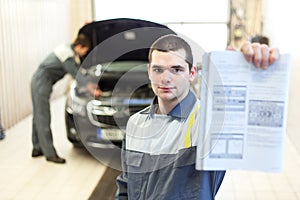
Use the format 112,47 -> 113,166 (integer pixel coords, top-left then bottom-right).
65,18 -> 177,168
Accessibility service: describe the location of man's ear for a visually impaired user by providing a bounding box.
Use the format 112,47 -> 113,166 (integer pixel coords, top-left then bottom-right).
189,66 -> 197,82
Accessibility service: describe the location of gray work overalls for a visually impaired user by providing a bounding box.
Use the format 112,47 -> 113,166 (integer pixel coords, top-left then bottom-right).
31,44 -> 79,157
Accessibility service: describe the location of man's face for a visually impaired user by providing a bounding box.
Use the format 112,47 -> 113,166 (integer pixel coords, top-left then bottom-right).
75,45 -> 89,57
148,49 -> 196,105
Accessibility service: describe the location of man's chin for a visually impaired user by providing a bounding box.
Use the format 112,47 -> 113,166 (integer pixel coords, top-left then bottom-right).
157,93 -> 178,102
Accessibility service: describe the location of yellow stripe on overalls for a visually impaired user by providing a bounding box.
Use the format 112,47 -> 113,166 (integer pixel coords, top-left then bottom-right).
184,104 -> 200,148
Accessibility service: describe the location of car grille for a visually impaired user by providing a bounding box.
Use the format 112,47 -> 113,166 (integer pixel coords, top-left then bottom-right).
87,102 -> 148,128
92,114 -> 128,127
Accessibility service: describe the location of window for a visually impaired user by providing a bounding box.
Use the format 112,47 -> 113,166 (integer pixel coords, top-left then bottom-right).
93,0 -> 229,51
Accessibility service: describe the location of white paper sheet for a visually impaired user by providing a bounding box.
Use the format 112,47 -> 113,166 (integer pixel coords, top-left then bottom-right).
196,51 -> 291,172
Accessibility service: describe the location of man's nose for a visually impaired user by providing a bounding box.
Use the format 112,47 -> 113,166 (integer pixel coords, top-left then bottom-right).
160,69 -> 172,83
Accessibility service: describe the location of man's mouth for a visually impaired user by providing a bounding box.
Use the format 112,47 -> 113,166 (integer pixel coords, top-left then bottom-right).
158,86 -> 175,92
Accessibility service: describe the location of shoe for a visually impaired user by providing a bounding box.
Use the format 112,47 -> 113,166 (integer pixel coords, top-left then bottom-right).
46,156 -> 66,164
32,149 -> 43,157
0,131 -> 5,140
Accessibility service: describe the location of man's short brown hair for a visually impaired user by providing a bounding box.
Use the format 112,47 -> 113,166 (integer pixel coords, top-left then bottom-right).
73,34 -> 91,49
148,34 -> 193,70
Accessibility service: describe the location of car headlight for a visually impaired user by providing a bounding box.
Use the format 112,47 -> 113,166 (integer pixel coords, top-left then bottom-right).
87,100 -> 118,116
66,82 -> 87,117
92,106 -> 117,116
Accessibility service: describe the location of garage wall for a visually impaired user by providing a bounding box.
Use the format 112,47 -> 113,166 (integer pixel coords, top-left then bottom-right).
229,0 -> 263,48
0,0 -> 92,129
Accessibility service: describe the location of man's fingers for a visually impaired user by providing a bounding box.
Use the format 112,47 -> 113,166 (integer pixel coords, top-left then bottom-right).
269,48 -> 280,65
260,44 -> 270,69
226,46 -> 236,51
93,89 -> 103,97
251,43 -> 262,68
240,41 -> 280,69
86,83 -> 102,97
240,41 -> 254,62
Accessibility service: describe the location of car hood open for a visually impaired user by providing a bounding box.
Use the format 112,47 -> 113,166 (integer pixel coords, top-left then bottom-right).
78,18 -> 176,65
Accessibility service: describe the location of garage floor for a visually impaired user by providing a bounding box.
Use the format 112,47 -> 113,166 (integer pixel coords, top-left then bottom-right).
1,96 -> 300,200
0,97 -> 106,200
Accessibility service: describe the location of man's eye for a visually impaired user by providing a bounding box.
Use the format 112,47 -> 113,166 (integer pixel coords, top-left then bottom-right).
153,68 -> 163,73
171,68 -> 184,74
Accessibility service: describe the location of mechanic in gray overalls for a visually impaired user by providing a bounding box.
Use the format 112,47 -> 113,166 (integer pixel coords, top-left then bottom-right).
31,34 -> 101,164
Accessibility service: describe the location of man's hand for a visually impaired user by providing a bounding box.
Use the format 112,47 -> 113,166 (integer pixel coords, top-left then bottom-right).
86,83 -> 102,97
240,41 -> 280,69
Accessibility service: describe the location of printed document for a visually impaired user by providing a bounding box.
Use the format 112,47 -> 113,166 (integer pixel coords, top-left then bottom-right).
196,51 -> 291,172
